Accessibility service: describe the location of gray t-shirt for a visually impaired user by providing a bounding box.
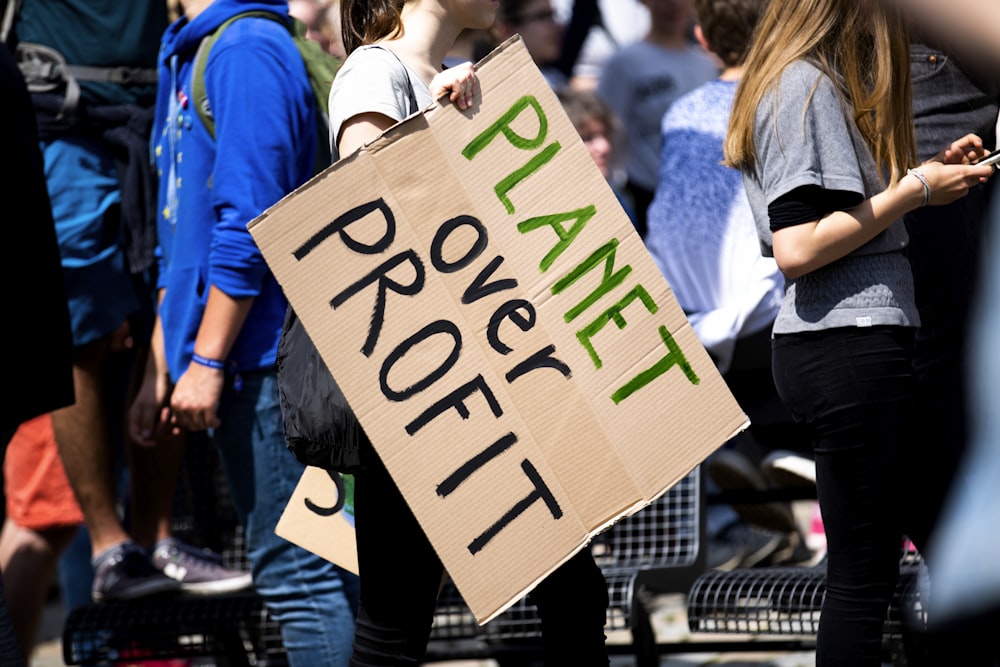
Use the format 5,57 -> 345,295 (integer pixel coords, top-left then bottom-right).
328,45 -> 434,162
742,60 -> 919,334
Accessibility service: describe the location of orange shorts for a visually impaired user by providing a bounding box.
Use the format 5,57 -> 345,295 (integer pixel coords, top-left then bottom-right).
4,414 -> 84,530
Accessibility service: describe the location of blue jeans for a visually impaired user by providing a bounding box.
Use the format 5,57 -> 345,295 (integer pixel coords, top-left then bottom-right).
772,326 -> 915,667
213,370 -> 360,667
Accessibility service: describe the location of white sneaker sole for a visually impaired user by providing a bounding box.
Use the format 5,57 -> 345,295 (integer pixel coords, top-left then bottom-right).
761,451 -> 817,487
177,572 -> 254,596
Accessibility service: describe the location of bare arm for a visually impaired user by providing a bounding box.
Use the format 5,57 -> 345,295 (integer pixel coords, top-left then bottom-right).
337,111 -> 398,157
337,62 -> 477,156
774,136 -> 995,279
168,286 -> 254,432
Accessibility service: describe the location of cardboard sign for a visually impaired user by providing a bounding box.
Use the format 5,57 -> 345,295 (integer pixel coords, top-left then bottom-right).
276,468 -> 358,575
250,36 -> 747,623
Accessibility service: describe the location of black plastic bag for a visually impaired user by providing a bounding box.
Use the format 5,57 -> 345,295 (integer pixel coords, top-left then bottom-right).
275,306 -> 368,473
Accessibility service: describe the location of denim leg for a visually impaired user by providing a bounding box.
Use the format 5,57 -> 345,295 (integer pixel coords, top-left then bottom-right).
213,370 -> 359,667
0,563 -> 23,667
902,45 -> 997,552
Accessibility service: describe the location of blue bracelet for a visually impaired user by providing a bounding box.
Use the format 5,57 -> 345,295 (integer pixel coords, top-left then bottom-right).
191,353 -> 226,370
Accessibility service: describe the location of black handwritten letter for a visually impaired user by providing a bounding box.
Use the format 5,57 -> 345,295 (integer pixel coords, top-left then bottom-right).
437,431 -> 518,497
331,250 -> 425,357
505,345 -> 571,383
294,197 -> 396,260
406,374 -> 504,435
304,470 -> 347,516
431,215 -> 487,273
487,299 -> 536,354
379,320 -> 461,401
464,256 -> 517,305
466,460 -> 562,555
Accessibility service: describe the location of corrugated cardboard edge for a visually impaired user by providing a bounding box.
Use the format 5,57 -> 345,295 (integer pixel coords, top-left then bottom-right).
248,35 -> 752,625
248,36 -> 527,238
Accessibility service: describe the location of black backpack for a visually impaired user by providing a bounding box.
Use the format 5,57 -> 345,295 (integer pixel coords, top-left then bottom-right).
275,307 -> 368,472
275,45 -> 417,473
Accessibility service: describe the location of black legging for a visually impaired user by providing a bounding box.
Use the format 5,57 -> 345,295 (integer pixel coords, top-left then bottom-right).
772,327 -> 914,667
349,448 -> 610,667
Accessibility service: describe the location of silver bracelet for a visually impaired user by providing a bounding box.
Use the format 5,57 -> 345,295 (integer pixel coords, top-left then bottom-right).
907,168 -> 931,207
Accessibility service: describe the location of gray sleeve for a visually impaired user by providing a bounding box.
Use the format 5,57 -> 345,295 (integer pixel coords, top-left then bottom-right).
596,49 -> 629,116
754,62 -> 867,207
327,46 -> 423,161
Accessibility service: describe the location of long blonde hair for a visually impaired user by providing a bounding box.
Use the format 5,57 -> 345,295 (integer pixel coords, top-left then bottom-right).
724,0 -> 916,185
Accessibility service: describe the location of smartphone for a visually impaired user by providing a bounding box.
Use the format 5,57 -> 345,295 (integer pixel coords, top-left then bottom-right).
973,151 -> 1000,168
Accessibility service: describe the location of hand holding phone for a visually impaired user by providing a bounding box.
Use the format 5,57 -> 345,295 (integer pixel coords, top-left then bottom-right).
973,151 -> 1000,169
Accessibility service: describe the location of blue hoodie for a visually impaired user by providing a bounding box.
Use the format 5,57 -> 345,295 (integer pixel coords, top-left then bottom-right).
153,0 -> 315,381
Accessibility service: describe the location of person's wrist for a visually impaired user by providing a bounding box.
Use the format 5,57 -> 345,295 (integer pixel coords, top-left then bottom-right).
191,353 -> 226,370
906,168 -> 931,207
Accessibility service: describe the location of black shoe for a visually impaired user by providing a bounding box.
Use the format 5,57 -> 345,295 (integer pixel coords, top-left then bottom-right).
91,541 -> 181,603
711,521 -> 784,569
708,449 -> 798,533
764,528 -> 822,567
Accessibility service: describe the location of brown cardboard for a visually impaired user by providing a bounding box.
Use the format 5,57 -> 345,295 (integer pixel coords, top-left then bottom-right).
276,468 -> 358,575
249,36 -> 747,623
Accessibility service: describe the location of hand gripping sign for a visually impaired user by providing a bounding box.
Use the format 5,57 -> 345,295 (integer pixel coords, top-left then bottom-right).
250,36 -> 747,624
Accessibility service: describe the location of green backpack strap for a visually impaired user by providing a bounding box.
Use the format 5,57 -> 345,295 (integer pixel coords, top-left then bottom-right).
190,10 -> 339,175
289,16 -> 338,118
191,10 -> 286,139
290,17 -> 338,172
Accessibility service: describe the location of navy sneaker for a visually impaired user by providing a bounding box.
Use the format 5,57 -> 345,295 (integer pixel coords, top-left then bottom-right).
151,537 -> 253,595
91,541 -> 181,603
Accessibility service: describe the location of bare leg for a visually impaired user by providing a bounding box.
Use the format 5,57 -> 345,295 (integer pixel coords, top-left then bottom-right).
0,426 -> 25,667
127,436 -> 184,547
50,336 -> 129,557
124,341 -> 185,548
0,519 -> 77,658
